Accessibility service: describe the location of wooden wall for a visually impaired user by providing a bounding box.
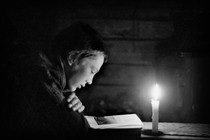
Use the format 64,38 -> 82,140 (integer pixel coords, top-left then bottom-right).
56,5 -> 179,121
4,1 -> 210,123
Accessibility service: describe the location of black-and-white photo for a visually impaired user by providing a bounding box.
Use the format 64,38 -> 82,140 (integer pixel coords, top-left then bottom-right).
2,1 -> 210,140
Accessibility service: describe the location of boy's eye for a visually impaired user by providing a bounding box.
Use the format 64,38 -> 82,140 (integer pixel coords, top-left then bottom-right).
91,69 -> 99,75
91,67 -> 99,75
91,71 -> 96,74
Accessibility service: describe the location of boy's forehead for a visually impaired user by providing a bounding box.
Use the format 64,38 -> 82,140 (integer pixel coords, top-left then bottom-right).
80,55 -> 104,68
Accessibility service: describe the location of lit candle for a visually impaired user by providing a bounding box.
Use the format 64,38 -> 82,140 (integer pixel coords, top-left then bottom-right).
151,83 -> 161,133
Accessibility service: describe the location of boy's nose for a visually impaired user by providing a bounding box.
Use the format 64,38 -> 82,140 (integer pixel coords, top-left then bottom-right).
86,76 -> 93,85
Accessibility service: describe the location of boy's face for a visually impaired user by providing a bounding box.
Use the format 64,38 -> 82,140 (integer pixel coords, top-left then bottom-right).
68,54 -> 104,92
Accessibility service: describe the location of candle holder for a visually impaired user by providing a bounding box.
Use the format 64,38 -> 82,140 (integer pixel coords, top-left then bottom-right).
142,129 -> 164,136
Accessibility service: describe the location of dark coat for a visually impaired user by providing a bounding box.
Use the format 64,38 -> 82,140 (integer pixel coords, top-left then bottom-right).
3,48 -> 89,139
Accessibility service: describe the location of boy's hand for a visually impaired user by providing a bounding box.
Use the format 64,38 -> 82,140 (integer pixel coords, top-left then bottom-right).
67,92 -> 85,113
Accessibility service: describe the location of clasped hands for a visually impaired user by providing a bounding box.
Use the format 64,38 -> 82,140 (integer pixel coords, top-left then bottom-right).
66,92 -> 85,113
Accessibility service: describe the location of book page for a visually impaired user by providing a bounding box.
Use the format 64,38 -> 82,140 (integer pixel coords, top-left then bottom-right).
85,114 -> 143,129
94,116 -> 117,125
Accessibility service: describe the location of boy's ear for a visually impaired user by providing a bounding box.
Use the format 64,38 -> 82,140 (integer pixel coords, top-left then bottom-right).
67,51 -> 80,66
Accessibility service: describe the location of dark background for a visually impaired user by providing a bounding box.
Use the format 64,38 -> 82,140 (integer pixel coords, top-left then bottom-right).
2,1 -> 210,123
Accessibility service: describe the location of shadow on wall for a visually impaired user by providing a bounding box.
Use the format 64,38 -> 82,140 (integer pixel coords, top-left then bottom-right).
154,12 -> 210,123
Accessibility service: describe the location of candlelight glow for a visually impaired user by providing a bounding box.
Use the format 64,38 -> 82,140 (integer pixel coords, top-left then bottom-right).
151,83 -> 161,100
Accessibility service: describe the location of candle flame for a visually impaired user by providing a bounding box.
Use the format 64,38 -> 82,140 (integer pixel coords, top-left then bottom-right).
151,83 -> 161,100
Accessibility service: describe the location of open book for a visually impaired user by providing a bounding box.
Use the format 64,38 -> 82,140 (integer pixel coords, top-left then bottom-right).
85,114 -> 143,129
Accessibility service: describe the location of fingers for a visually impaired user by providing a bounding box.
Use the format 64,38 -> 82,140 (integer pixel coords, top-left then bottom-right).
67,93 -> 85,113
67,92 -> 76,102
72,102 -> 85,112
68,95 -> 79,107
78,105 -> 85,112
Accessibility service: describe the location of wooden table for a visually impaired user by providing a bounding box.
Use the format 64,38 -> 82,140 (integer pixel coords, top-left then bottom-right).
88,122 -> 210,140
141,122 -> 210,140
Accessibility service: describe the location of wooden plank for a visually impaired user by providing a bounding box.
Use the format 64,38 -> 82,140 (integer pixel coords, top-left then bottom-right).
87,83 -> 155,100
56,19 -> 133,38
56,19 -> 174,39
106,40 -> 158,53
81,84 -> 154,115
142,122 -> 210,139
135,8 -> 171,20
134,20 -> 174,39
94,64 -> 155,85
106,52 -> 155,65
57,6 -> 171,20
104,40 -> 158,65
81,81 -> 194,122
58,5 -> 135,20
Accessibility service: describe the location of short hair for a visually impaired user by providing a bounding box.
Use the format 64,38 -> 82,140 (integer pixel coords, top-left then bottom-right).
46,21 -> 108,64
